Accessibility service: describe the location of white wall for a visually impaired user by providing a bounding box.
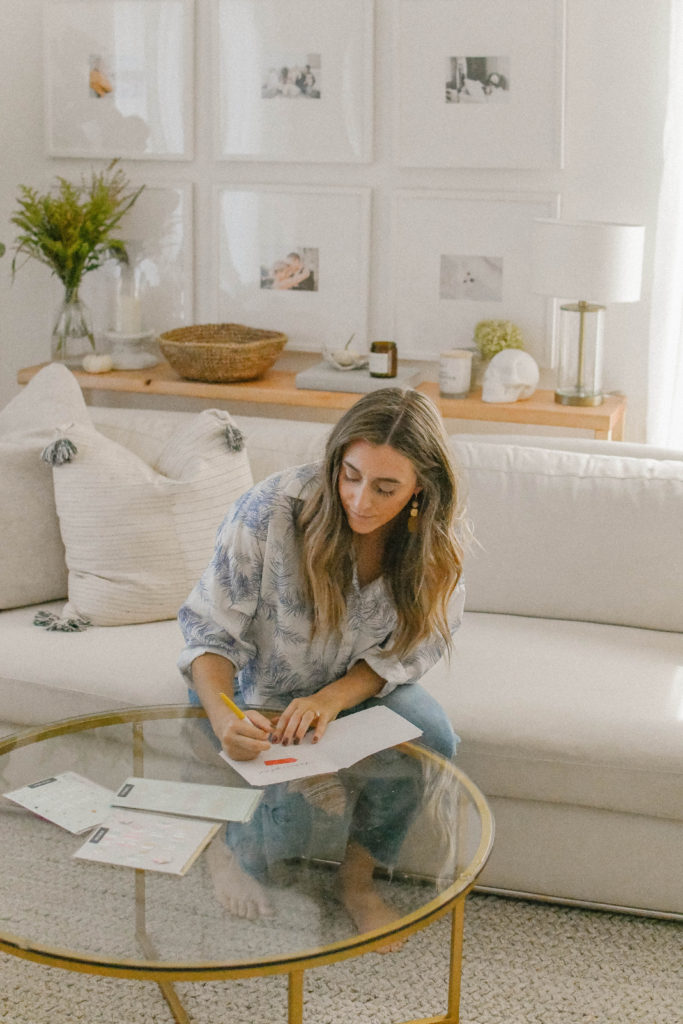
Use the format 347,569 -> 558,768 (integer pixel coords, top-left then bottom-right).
0,0 -> 671,441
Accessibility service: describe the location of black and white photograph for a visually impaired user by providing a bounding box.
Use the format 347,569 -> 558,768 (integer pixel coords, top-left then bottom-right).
396,0 -> 564,168
445,56 -> 509,103
260,248 -> 319,291
262,57 -> 321,99
439,255 -> 503,301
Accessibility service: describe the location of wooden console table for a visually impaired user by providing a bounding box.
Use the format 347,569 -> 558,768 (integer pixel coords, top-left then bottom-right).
17,360 -> 627,440
418,382 -> 626,440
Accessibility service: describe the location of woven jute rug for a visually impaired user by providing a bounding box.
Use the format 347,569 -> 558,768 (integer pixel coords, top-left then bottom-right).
1,892 -> 681,1024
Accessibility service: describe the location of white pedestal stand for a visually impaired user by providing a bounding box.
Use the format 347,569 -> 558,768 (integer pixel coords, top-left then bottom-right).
106,330 -> 159,370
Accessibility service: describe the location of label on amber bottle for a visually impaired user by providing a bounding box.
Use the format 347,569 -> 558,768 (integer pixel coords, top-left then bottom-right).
369,351 -> 391,375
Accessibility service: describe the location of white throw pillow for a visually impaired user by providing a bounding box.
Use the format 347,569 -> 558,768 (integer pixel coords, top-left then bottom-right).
452,439 -> 683,632
0,364 -> 92,609
50,408 -> 254,626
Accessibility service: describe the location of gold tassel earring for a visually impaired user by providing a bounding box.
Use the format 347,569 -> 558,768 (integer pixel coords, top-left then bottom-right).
407,494 -> 419,533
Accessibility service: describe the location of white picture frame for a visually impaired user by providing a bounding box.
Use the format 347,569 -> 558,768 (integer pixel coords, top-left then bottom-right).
214,185 -> 371,352
82,183 -> 194,337
43,0 -> 194,160
391,190 -> 560,364
395,0 -> 565,168
214,0 -> 373,163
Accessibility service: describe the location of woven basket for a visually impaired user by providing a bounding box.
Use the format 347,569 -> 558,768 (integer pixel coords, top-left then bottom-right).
159,323 -> 287,383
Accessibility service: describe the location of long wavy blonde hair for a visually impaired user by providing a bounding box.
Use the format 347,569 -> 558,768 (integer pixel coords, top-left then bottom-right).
297,388 -> 464,660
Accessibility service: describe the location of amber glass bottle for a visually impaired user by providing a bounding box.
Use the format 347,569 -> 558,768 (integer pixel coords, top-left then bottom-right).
369,340 -> 398,378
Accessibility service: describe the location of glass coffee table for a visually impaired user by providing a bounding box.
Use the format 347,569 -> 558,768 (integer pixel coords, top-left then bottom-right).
0,705 -> 494,1024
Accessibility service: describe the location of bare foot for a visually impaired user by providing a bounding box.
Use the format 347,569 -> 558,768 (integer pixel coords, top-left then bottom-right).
206,840 -> 274,920
338,842 -> 405,953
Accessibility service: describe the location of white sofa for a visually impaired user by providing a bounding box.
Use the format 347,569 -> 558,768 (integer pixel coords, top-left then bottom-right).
1,376 -> 681,919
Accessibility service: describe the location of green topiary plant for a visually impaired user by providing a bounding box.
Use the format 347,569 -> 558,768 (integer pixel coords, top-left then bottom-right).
473,319 -> 526,361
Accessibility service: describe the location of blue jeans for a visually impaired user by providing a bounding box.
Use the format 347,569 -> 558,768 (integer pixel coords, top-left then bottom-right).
189,684 -> 458,875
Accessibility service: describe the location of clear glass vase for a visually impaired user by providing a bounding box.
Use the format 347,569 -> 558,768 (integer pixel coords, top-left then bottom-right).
51,288 -> 96,367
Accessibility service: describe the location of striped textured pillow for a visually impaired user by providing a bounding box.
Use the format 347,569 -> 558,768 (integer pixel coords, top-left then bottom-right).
48,409 -> 253,626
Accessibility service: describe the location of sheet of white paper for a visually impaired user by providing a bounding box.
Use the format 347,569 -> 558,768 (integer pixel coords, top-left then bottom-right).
111,777 -> 263,822
221,705 -> 422,786
74,808 -> 220,875
3,771 -> 115,834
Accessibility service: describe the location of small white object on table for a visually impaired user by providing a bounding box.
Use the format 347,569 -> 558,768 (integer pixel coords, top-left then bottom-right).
82,353 -> 114,374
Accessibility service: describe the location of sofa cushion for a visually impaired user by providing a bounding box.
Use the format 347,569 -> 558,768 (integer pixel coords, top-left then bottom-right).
0,364 -> 93,610
49,408 -> 253,626
422,611 -> 683,818
0,602 -> 186,728
452,440 -> 683,632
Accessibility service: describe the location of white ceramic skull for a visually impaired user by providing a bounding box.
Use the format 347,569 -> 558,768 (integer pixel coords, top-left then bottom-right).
482,349 -> 540,403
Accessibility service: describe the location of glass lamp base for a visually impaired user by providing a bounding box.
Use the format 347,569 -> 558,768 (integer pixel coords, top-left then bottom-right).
554,389 -> 604,407
554,301 -> 605,408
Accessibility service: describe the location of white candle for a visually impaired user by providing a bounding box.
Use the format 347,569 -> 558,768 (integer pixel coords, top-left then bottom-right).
116,295 -> 142,335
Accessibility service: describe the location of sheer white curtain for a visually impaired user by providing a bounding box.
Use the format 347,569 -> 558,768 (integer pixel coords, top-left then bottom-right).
648,0 -> 683,446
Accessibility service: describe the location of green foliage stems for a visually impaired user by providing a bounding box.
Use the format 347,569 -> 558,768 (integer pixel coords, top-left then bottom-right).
10,160 -> 144,295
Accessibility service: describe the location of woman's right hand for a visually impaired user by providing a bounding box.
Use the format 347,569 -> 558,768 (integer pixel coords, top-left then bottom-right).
189,654 -> 272,761
218,708 -> 273,761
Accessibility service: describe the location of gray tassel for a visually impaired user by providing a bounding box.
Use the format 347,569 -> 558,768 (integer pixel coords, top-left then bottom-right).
34,610 -> 91,632
224,424 -> 245,453
41,438 -> 78,465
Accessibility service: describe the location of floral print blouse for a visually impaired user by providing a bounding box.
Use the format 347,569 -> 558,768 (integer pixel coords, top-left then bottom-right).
178,463 -> 465,709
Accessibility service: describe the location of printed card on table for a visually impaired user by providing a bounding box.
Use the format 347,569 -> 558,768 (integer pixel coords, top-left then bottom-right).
111,777 -> 263,822
3,771 -> 115,834
74,808 -> 220,875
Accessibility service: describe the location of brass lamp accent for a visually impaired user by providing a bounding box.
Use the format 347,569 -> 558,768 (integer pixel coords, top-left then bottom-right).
555,299 -> 605,406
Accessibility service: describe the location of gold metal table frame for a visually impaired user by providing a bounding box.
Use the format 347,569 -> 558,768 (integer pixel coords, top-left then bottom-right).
0,705 -> 494,1024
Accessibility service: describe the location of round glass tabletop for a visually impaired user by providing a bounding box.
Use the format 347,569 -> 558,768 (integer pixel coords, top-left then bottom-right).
0,705 -> 493,981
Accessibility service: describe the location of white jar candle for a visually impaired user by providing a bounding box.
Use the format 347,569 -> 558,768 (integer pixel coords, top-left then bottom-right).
439,350 -> 473,398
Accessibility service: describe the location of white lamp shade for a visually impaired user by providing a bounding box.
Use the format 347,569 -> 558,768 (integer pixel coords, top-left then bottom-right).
531,219 -> 645,303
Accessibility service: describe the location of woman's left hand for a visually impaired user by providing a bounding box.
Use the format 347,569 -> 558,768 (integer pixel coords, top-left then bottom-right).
271,697 -> 336,746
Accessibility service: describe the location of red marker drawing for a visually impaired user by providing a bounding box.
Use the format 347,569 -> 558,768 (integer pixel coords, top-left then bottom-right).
264,757 -> 298,766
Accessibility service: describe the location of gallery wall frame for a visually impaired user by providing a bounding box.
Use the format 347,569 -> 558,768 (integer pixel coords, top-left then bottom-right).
82,182 -> 194,336
214,0 -> 374,163
43,0 -> 194,160
391,190 -> 561,364
213,185 -> 371,352
394,0 -> 566,169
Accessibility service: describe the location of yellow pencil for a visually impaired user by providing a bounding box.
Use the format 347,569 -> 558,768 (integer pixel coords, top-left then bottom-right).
219,691 -> 246,719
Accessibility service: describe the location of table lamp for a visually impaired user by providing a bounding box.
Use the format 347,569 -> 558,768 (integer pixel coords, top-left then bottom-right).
531,219 -> 645,406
